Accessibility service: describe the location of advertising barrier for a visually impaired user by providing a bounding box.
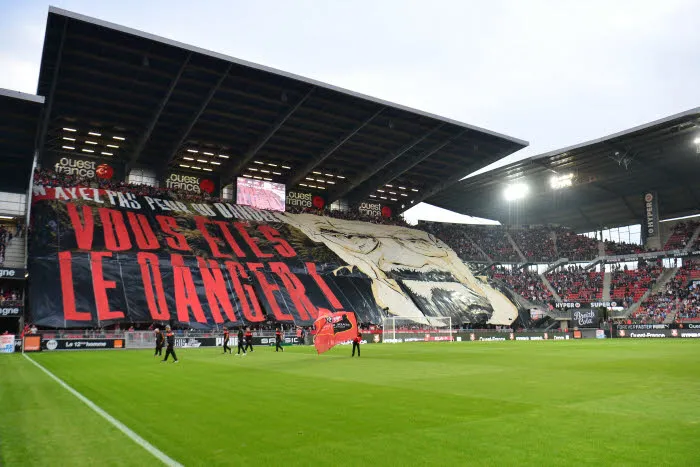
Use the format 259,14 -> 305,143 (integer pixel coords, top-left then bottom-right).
0,334 -> 15,353
41,338 -> 125,351
0,306 -> 22,317
23,335 -> 42,352
616,329 -> 700,338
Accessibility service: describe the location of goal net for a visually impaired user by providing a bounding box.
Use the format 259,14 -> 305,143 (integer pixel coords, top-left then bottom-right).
382,316 -> 453,343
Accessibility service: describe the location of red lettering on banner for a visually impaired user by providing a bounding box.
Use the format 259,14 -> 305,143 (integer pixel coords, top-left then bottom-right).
247,262 -> 293,321
197,257 -> 237,324
156,216 -> 191,251
212,221 -> 246,258
194,216 -> 232,259
66,203 -> 94,250
98,208 -> 132,251
306,262 -> 344,309
270,262 -> 317,321
138,252 -> 169,320
171,254 -> 207,323
225,262 -> 264,322
90,251 -> 124,321
235,222 -> 272,258
58,251 -> 91,321
127,212 -> 160,250
258,225 -> 297,258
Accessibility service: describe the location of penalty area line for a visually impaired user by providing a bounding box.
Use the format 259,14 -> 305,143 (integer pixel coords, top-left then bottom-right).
22,353 -> 182,467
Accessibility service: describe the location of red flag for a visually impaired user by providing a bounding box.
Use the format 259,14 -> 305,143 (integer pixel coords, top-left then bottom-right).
313,311 -> 358,354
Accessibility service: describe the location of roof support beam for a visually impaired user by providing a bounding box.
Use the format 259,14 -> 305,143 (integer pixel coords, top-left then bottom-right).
348,129 -> 467,203
127,53 -> 191,170
163,63 -> 233,170
331,123 -> 445,202
399,166 -> 473,214
287,107 -> 385,188
37,20 -> 67,160
225,87 -> 315,185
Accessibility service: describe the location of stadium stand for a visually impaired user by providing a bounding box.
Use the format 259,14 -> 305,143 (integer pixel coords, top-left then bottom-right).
554,227 -> 599,261
635,260 -> 700,323
509,227 -> 557,262
604,240 -> 644,256
663,221 -> 700,250
420,222 -> 489,261
546,266 -> 603,302
490,266 -> 552,303
610,260 -> 663,303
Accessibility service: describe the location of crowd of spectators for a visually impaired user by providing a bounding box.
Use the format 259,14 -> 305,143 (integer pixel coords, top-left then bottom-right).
0,225 -> 14,265
554,227 -> 599,261
610,260 -> 662,303
0,286 -> 22,306
633,260 -> 699,323
604,240 -> 645,256
509,227 -> 556,262
420,222 -> 489,261
663,220 -> 700,251
545,265 -> 603,302
490,266 -> 552,303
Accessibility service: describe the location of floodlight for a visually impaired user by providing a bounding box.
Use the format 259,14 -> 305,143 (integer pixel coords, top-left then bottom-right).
504,183 -> 528,201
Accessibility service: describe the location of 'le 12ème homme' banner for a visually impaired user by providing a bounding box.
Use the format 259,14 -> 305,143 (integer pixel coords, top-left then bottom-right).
29,185 -> 519,329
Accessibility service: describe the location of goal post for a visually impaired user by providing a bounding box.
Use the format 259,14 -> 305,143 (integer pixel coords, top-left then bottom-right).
381,316 -> 453,343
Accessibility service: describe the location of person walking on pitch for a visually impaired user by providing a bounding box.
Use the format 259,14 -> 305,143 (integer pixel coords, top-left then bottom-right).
244,328 -> 254,353
162,325 -> 179,363
236,328 -> 247,356
275,328 -> 284,352
352,331 -> 362,357
222,328 -> 231,354
154,328 -> 164,357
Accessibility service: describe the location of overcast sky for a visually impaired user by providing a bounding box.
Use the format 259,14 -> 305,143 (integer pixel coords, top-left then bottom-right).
1,0 -> 699,224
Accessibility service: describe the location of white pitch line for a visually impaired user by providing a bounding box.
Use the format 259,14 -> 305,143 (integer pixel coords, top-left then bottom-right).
22,353 -> 183,467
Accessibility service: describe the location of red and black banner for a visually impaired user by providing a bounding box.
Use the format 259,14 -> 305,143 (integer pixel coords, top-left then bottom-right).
28,186 -> 384,328
313,311 -> 358,354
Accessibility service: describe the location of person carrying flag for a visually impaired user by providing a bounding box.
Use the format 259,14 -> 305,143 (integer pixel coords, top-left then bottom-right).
275,328 -> 284,352
222,328 -> 231,354
352,331 -> 362,357
236,327 -> 247,356
154,328 -> 164,357
244,328 -> 254,352
162,325 -> 179,363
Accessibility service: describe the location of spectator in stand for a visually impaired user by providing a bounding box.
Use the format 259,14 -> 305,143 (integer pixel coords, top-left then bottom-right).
604,240 -> 644,256
554,227 -> 598,261
510,227 -> 556,262
545,265 -> 603,302
490,266 -> 552,303
663,221 -> 700,251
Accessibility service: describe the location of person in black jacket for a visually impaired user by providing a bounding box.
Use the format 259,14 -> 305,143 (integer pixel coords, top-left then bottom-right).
236,328 -> 247,356
244,328 -> 254,352
275,328 -> 284,352
162,325 -> 179,363
222,328 -> 231,354
154,328 -> 164,357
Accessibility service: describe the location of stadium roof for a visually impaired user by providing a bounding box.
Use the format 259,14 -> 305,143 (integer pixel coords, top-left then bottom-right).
0,89 -> 44,194
35,7 -> 527,208
428,108 -> 700,232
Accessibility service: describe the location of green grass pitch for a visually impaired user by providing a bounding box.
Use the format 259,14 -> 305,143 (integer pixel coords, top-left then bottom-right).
2,340 -> 700,466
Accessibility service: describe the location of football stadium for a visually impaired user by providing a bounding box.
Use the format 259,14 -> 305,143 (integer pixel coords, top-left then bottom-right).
1,7 -> 700,467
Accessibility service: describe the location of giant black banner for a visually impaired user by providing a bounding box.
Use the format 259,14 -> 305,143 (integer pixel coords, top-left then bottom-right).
28,185 -> 519,329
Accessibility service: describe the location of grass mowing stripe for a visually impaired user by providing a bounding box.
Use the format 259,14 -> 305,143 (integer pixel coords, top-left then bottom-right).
22,353 -> 183,467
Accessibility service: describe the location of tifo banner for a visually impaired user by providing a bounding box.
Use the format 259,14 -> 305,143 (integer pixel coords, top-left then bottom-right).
313,311 -> 358,354
0,334 -> 15,353
28,185 -> 518,329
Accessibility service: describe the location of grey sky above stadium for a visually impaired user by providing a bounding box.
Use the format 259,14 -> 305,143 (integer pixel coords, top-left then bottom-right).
1,0 -> 699,224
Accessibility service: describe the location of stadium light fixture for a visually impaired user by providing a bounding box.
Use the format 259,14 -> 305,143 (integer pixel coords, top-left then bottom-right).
694,137 -> 700,145
325,173 -> 333,177
400,193 -> 407,196
62,146 -> 75,150
504,183 -> 528,201
268,163 -> 277,167
253,161 -> 264,165
101,152 -> 113,156
187,149 -> 198,153
88,131 -> 101,136
312,171 -> 322,175
63,127 -> 77,132
203,152 -> 214,156
191,166 -> 201,170
391,198 -> 398,201
107,144 -> 119,148
183,157 -> 194,161
272,171 -> 281,175
211,161 -> 221,165
282,165 -> 291,169
411,188 -> 418,192
300,183 -> 308,187
398,186 -> 406,190
327,181 -> 335,184
85,141 -> 98,145
62,137 -> 75,141
250,168 -> 259,172
336,175 -> 345,179
389,191 -> 397,195
254,176 -> 262,180
377,189 -> 385,193
113,136 -> 126,141
180,164 -> 190,168
260,169 -> 270,173
263,177 -> 271,180
550,173 -> 574,189
218,154 -> 229,159
386,184 -> 393,187
380,196 -> 387,200
82,148 -> 94,153
196,159 -> 207,163
204,168 -> 213,172
369,194 -> 377,198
